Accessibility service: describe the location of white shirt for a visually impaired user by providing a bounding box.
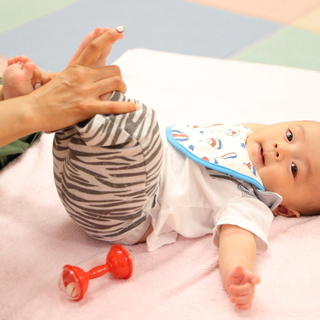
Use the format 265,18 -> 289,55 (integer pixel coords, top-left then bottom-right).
147,135 -> 281,253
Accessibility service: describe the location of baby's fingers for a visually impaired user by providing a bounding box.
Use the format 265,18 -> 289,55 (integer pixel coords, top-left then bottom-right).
229,283 -> 256,310
250,274 -> 261,285
230,288 -> 254,302
230,282 -> 255,296
235,301 -> 253,311
231,265 -> 245,278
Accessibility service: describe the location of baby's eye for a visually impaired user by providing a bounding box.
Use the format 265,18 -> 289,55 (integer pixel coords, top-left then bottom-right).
286,130 -> 293,142
291,162 -> 298,177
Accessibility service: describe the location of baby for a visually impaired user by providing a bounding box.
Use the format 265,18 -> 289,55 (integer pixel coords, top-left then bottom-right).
3,27 -> 320,311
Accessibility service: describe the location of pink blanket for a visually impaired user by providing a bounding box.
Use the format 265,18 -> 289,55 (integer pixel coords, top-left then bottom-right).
1,49 -> 320,319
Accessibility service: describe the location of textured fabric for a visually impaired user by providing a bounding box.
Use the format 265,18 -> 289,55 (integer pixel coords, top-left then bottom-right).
53,90 -> 281,251
166,123 -> 264,190
147,138 -> 281,252
0,132 -> 40,170
53,91 -> 163,244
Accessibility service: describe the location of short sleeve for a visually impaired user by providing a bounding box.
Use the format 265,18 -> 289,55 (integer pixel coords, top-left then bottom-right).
212,196 -> 274,254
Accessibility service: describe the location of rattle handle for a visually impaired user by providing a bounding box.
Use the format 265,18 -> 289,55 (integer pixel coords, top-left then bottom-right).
87,264 -> 111,280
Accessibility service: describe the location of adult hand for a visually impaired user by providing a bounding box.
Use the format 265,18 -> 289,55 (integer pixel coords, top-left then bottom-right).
0,28 -> 137,146
30,27 -> 137,128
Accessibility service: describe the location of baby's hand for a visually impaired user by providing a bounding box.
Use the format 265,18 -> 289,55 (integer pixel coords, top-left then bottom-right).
225,266 -> 260,310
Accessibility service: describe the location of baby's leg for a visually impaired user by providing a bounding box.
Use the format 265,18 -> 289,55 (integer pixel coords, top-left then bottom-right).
2,56 -> 37,99
53,92 -> 163,245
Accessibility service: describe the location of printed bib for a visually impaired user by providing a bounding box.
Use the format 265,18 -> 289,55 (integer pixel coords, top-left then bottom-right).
166,123 -> 264,190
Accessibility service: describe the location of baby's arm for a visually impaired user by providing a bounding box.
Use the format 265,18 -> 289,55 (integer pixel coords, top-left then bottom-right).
218,224 -> 260,310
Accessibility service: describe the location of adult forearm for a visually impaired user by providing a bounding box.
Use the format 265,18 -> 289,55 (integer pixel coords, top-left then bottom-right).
0,95 -> 34,147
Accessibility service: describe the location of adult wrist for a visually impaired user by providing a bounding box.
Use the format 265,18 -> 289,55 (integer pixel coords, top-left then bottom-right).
0,86 -> 4,101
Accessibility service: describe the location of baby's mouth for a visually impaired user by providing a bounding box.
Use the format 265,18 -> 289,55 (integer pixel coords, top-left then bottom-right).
261,146 -> 265,165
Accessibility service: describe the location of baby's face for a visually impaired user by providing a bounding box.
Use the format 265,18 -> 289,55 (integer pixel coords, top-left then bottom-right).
246,121 -> 320,216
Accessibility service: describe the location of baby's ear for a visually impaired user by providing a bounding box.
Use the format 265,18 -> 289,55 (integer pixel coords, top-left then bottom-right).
273,205 -> 301,218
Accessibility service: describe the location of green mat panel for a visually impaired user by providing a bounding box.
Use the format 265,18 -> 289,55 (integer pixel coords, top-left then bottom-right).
230,26 -> 320,71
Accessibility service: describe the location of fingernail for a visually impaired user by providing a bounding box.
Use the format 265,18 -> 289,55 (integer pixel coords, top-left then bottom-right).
135,103 -> 141,111
116,26 -> 125,33
33,82 -> 41,90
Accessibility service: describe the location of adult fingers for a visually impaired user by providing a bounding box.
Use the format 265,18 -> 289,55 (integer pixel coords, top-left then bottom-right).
31,68 -> 43,88
32,71 -> 58,89
54,63 -> 124,94
69,27 -> 106,65
41,72 -> 59,85
89,64 -> 123,84
84,100 -> 139,118
94,74 -> 127,96
73,28 -> 123,68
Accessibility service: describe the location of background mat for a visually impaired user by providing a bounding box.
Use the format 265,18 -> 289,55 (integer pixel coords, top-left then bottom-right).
0,0 -> 319,71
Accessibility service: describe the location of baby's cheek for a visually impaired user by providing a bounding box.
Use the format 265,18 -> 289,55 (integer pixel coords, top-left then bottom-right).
258,168 -> 280,192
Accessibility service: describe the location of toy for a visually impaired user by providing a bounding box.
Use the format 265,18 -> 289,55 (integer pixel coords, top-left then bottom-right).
59,244 -> 133,301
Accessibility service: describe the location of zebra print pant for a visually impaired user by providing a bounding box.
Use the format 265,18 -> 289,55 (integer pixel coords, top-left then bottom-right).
53,92 -> 163,244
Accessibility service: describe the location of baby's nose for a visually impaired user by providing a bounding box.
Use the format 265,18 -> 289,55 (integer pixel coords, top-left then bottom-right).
274,143 -> 284,161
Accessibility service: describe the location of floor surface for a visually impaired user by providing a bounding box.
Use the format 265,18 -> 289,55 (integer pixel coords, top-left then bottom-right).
0,0 -> 319,73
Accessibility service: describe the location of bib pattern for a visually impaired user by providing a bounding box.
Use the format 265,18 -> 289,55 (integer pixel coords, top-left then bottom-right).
166,123 -> 264,190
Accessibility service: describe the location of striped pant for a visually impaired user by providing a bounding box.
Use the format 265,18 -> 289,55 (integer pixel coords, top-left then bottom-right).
53,92 -> 163,244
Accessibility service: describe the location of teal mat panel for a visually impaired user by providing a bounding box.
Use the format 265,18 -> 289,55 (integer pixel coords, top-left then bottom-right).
0,0 -> 81,32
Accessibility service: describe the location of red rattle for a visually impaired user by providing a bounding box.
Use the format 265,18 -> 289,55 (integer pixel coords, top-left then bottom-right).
59,244 -> 133,301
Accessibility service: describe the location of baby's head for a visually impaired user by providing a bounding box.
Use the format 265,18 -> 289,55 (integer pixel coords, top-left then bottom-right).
246,120 -> 320,217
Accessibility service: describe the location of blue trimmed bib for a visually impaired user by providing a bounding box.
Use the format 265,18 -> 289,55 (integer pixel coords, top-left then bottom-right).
166,123 -> 264,191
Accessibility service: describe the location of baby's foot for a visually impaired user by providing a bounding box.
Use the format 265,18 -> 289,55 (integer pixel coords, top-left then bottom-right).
2,56 -> 37,99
